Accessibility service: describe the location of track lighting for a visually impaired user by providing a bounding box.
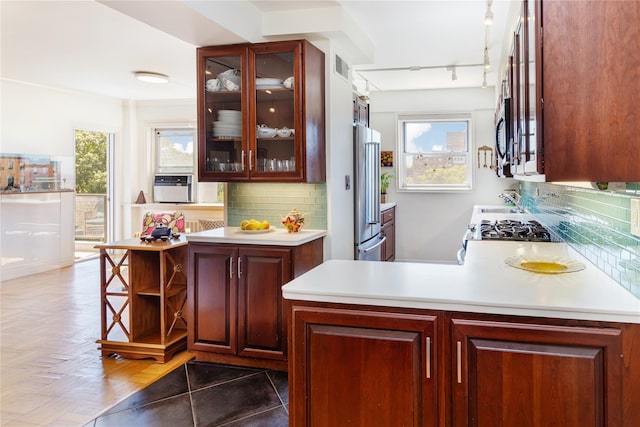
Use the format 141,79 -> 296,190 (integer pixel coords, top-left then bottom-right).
484,0 -> 494,25
482,71 -> 488,88
446,65 -> 457,81
483,47 -> 491,69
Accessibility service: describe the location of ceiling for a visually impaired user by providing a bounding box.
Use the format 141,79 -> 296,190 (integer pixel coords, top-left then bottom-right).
0,0 -> 514,101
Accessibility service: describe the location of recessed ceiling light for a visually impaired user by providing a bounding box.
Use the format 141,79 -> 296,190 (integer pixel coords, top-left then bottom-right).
134,71 -> 169,84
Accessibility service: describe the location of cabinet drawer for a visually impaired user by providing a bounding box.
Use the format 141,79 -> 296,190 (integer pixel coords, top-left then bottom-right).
382,208 -> 394,225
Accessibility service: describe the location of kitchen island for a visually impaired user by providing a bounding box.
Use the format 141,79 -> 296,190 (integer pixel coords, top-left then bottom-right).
186,227 -> 326,370
283,220 -> 640,426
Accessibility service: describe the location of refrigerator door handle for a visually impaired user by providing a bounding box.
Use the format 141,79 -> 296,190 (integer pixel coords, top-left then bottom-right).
365,141 -> 380,224
361,235 -> 386,254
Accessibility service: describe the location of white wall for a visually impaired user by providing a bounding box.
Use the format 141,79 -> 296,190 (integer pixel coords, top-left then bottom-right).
1,79 -> 123,279
320,40 -> 356,261
370,87 -> 516,263
2,80 -> 123,154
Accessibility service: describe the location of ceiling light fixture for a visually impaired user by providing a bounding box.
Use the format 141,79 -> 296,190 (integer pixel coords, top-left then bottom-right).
134,71 -> 169,84
482,71 -> 488,88
483,47 -> 491,69
484,0 -> 494,25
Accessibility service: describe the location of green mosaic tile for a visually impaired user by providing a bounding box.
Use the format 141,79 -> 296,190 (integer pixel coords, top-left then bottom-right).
227,182 -> 328,230
522,182 -> 640,298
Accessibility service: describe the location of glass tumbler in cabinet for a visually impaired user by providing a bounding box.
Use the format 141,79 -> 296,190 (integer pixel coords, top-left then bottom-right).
253,49 -> 297,176
200,51 -> 247,179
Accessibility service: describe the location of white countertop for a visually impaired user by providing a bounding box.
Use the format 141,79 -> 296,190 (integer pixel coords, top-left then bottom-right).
381,202 -> 397,211
186,226 -> 327,246
282,206 -> 640,324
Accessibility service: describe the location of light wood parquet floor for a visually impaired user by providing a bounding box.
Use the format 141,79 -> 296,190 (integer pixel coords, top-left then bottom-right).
0,258 -> 194,426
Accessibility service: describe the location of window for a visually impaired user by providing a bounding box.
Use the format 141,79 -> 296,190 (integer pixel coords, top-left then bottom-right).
397,113 -> 472,191
156,128 -> 195,173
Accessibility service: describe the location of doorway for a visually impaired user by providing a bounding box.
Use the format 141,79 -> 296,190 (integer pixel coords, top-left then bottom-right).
74,129 -> 113,260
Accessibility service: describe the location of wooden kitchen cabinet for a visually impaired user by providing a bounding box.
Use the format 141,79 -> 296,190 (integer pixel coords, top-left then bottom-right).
197,40 -> 325,183
353,92 -> 369,126
288,304 -> 438,427
381,206 -> 395,261
188,238 -> 323,370
451,316 -> 623,427
510,0 -> 640,181
287,302 -> 634,427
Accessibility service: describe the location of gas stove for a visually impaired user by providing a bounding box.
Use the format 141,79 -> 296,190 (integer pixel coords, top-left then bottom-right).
474,219 -> 552,242
458,218 -> 558,264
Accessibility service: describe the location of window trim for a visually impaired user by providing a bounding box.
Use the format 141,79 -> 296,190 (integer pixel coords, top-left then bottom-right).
396,112 -> 474,193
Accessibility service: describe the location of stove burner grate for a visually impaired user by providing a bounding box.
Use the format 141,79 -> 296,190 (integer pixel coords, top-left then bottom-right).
478,219 -> 552,242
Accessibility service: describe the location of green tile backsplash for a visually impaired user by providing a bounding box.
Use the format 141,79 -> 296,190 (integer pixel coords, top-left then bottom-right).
226,182 -> 327,230
520,182 -> 640,298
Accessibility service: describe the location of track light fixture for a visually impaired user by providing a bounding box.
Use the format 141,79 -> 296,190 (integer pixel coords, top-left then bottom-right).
446,65 -> 457,81
484,0 -> 494,26
483,47 -> 491,69
482,71 -> 488,88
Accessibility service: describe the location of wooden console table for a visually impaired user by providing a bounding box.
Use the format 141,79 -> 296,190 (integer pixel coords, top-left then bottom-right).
95,236 -> 188,362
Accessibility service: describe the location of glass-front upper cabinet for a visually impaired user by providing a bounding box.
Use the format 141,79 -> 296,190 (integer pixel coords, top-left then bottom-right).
198,45 -> 248,180
197,40 -> 325,183
251,46 -> 297,177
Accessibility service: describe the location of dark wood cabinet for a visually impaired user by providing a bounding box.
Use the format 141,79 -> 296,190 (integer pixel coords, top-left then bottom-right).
510,0 -> 539,176
381,206 -> 395,261
288,301 -> 637,426
289,304 -> 438,427
451,317 -> 623,427
353,93 -> 369,126
197,40 -> 325,183
188,238 -> 323,369
509,0 -> 640,181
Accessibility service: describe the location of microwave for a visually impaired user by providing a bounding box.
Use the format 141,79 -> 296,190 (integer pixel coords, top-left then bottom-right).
495,97 -> 513,178
153,174 -> 192,203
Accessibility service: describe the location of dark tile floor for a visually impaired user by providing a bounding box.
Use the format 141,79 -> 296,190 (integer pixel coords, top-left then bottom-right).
85,362 -> 289,426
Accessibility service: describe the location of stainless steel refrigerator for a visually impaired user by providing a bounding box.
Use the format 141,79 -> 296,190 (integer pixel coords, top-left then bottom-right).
354,123 -> 385,260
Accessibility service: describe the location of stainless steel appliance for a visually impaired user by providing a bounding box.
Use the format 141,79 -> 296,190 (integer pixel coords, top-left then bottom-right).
354,123 -> 385,260
153,174 -> 192,203
457,219 -> 556,264
495,97 -> 513,178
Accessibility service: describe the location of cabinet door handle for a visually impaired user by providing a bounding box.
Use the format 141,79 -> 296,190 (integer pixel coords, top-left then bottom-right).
248,150 -> 253,171
237,257 -> 242,278
456,341 -> 462,384
242,150 -> 246,172
229,257 -> 234,279
426,337 -> 431,379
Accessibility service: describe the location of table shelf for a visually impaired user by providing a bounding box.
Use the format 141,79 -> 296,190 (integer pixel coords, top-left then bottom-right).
95,236 -> 189,362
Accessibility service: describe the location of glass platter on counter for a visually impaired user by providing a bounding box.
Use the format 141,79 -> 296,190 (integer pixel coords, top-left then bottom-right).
504,255 -> 586,274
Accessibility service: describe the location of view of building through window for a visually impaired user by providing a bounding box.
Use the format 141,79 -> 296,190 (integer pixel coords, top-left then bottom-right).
156,129 -> 195,173
398,115 -> 472,190
156,128 -> 224,203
